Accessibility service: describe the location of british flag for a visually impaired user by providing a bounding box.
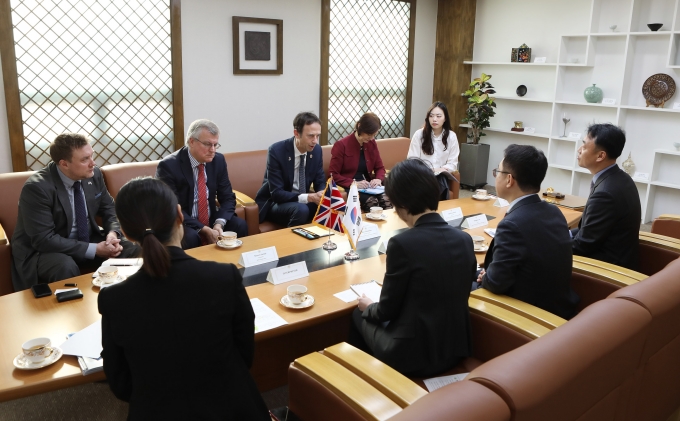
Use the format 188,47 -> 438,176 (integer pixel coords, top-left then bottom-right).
313,178 -> 347,234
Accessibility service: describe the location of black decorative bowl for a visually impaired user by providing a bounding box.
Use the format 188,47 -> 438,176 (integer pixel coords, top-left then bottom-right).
516,85 -> 527,97
647,23 -> 663,31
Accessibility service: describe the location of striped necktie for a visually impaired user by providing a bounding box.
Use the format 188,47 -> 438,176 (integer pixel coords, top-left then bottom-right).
299,155 -> 306,194
73,181 -> 89,242
197,164 -> 209,226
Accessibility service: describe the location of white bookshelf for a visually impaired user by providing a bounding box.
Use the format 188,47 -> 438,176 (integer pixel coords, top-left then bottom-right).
466,0 -> 680,222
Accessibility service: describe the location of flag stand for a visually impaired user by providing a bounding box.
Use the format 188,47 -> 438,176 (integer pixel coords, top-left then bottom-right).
322,226 -> 337,250
344,249 -> 360,260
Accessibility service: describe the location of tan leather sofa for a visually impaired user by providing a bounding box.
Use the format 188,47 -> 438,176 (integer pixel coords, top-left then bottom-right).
651,214 -> 680,240
0,171 -> 34,296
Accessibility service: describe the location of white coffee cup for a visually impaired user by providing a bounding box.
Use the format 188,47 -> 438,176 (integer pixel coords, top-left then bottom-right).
287,284 -> 308,305
219,231 -> 238,246
21,337 -> 54,363
475,189 -> 488,198
471,235 -> 486,250
98,266 -> 118,284
370,206 -> 383,217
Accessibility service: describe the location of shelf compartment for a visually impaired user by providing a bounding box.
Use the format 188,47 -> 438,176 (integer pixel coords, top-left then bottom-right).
590,0 -> 633,33
630,0 -> 676,33
618,108 -> 680,175
645,184 -> 680,222
558,36 -> 588,65
572,170 -> 594,197
651,150 -> 680,186
671,34 -> 680,66
551,103 -> 617,139
549,138 -> 578,168
544,166 -> 573,194
459,125 -> 550,139
621,36 -> 677,107
463,64 -> 558,102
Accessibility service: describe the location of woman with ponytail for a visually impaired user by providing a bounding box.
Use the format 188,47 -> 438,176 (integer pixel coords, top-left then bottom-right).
98,177 -> 270,421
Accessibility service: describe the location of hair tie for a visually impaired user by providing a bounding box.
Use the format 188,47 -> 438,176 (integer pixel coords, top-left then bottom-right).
143,228 -> 155,237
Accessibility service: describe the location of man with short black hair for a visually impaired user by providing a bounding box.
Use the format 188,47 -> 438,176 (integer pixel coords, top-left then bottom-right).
571,123 -> 641,269
12,133 -> 139,291
255,112 -> 326,227
475,144 -> 579,319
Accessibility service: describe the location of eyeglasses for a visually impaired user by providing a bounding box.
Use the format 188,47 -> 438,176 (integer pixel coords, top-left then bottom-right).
192,138 -> 221,149
492,168 -> 512,177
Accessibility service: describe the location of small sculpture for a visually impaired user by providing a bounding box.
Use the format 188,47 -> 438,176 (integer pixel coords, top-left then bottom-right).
622,152 -> 635,176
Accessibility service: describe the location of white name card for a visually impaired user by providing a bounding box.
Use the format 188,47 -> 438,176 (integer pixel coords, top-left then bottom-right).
358,222 -> 381,242
441,207 -> 463,221
523,127 -> 536,134
494,197 -> 510,207
568,132 -> 582,140
633,172 -> 650,182
266,262 -> 309,285
461,214 -> 488,229
239,246 -> 278,268
602,98 -> 616,105
534,57 -> 547,63
673,102 -> 680,110
378,237 -> 390,254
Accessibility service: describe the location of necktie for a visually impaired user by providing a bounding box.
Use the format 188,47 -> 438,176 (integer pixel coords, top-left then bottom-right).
299,155 -> 306,194
73,181 -> 89,242
590,180 -> 595,195
197,164 -> 209,226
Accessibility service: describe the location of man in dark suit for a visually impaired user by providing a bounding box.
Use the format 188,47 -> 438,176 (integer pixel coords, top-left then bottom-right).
475,145 -> 579,320
572,124 -> 641,270
156,119 -> 247,249
255,112 -> 326,227
11,133 -> 139,291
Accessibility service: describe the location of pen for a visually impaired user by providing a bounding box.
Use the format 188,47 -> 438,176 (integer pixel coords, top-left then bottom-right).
65,283 -> 77,287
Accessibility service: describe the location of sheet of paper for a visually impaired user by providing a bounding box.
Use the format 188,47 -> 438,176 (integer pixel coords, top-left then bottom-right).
59,319 -> 102,359
334,289 -> 359,303
484,228 -> 496,238
266,262 -> 309,285
602,98 -> 616,105
441,207 -> 463,221
378,237 -> 390,254
239,246 -> 278,267
306,226 -> 334,237
533,57 -> 546,63
423,373 -> 469,392
462,214 -> 488,229
358,222 -> 381,242
251,298 -> 288,333
350,280 -> 382,302
674,102 -> 680,110
633,172 -> 649,182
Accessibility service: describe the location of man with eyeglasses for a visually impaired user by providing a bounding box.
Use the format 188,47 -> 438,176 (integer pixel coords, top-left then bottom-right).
473,144 -> 579,320
157,119 -> 247,249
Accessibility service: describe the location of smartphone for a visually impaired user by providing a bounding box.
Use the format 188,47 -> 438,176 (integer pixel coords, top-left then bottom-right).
31,283 -> 52,298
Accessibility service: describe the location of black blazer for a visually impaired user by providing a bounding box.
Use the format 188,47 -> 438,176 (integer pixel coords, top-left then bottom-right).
482,195 -> 579,320
571,165 -> 641,270
254,137 -> 325,223
361,213 -> 475,377
98,247 -> 270,421
156,147 -> 237,231
11,162 -> 120,291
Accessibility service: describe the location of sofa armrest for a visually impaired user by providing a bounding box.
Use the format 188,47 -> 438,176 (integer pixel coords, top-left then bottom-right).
468,297 -> 552,340
639,231 -> 680,249
234,190 -> 256,207
243,204 -> 260,236
471,289 -> 566,330
573,255 -> 647,284
322,343 -> 427,408
0,223 -> 7,246
292,352 -> 402,421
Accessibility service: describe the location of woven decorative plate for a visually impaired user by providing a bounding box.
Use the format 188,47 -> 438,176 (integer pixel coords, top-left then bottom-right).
642,74 -> 676,107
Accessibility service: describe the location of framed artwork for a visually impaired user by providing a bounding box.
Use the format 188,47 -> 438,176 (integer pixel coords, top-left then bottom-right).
232,16 -> 283,75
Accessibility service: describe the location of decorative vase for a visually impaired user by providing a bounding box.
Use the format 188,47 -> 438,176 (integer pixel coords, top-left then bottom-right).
622,152 -> 635,175
584,84 -> 603,103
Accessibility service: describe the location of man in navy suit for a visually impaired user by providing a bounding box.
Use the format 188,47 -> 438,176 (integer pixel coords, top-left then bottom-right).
572,124 -> 640,270
156,119 -> 247,249
475,145 -> 579,319
255,112 -> 326,227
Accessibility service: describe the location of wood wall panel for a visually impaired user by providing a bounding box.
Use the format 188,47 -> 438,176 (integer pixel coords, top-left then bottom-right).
432,0 -> 476,144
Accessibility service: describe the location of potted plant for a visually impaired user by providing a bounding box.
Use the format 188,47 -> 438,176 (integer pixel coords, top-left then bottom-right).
459,73 -> 497,188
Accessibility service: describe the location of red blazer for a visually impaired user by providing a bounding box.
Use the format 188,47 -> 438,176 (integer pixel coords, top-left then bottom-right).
329,133 -> 386,189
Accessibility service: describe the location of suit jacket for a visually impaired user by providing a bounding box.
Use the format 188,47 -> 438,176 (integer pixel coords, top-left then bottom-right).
328,133 -> 386,189
362,213 -> 475,377
254,137 -> 325,223
571,165 -> 641,270
482,195 -> 579,320
11,162 -> 119,291
156,147 -> 237,231
98,247 -> 270,421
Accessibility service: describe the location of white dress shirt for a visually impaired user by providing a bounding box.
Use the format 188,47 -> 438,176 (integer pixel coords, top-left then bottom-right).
407,128 -> 460,172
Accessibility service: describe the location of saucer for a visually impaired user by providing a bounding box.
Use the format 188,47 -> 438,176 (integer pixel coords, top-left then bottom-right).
366,214 -> 387,221
472,195 -> 492,201
217,239 -> 242,249
474,245 -> 489,253
280,294 -> 315,309
13,347 -> 63,370
92,274 -> 127,288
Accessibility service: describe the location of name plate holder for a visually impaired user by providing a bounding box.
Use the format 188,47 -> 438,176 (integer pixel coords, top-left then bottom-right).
266,262 -> 309,285
239,246 -> 279,268
568,132 -> 582,140
461,214 -> 488,229
441,207 -> 463,222
358,223 -> 381,242
494,197 -> 510,207
377,237 -> 390,254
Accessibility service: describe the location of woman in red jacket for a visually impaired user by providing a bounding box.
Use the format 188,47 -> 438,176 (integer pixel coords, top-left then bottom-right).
329,112 -> 391,212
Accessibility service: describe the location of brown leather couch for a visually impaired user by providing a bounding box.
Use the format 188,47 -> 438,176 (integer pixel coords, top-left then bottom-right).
0,171 -> 34,296
651,214 -> 680,240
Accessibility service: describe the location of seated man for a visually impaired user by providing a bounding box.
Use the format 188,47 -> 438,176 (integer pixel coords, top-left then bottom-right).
255,112 -> 326,227
475,145 -> 579,319
572,123 -> 641,270
11,133 -> 139,292
156,119 -> 248,249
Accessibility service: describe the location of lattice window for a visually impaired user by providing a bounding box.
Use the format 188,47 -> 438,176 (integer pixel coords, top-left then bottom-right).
326,0 -> 412,143
9,0 -> 174,169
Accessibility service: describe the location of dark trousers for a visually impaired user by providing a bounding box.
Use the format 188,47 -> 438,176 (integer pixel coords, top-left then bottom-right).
436,173 -> 450,200
267,202 -> 318,227
181,215 -> 248,249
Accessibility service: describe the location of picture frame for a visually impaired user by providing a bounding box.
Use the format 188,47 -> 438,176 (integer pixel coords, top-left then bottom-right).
232,16 -> 283,75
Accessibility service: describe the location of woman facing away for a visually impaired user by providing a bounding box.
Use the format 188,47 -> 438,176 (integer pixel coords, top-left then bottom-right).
329,112 -> 391,212
349,159 -> 476,377
407,101 -> 460,200
98,177 -> 270,421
